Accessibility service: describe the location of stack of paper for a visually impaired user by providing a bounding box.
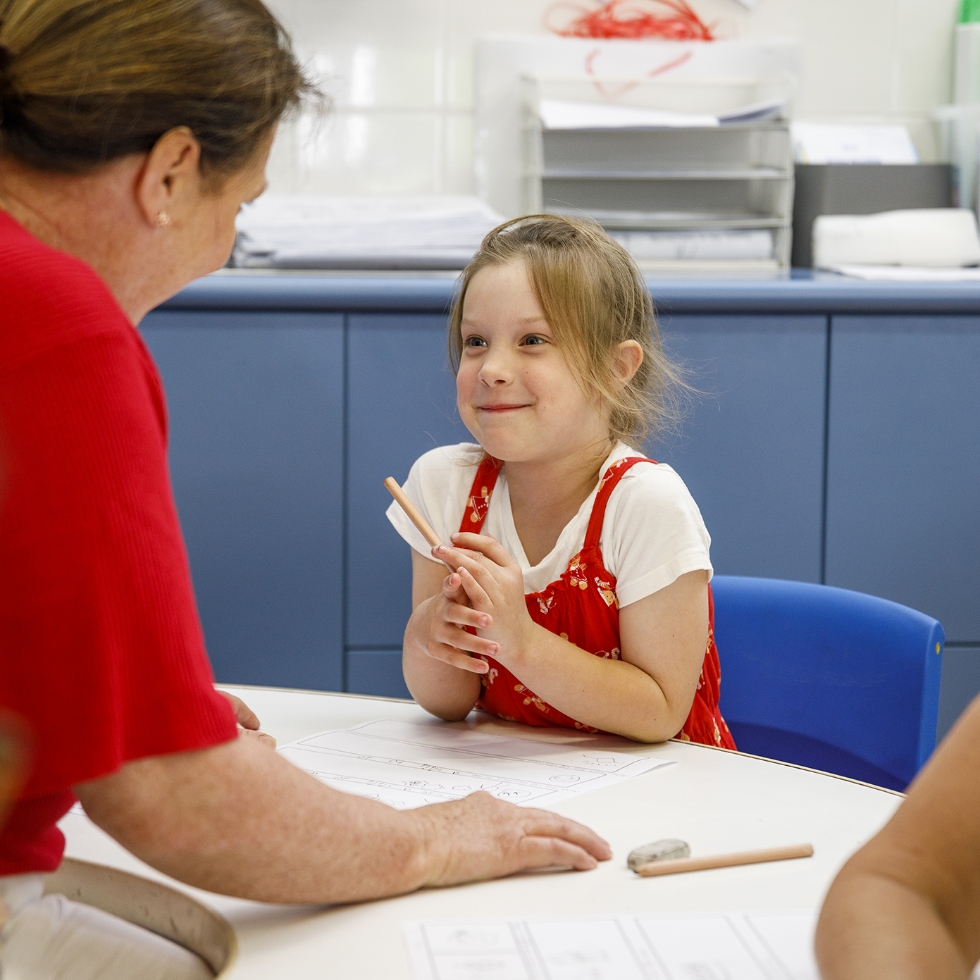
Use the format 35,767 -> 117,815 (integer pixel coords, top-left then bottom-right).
610,229 -> 774,262
539,97 -> 788,131
814,209 -> 980,279
233,195 -> 505,270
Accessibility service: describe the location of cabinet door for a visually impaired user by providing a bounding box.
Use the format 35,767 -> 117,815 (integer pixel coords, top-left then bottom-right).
346,315 -> 469,662
141,311 -> 344,690
825,316 -> 980,642
652,315 -> 828,582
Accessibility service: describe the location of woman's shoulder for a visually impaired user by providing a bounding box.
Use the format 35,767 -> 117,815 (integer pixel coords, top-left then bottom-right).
0,213 -> 129,370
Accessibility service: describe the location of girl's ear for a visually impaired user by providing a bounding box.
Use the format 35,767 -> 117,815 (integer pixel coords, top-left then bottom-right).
612,340 -> 643,387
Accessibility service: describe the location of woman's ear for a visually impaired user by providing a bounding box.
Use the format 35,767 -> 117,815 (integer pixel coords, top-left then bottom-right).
134,127 -> 203,229
613,340 -> 644,386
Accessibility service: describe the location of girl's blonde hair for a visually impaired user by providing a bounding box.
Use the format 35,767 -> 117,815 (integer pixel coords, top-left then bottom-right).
449,214 -> 685,446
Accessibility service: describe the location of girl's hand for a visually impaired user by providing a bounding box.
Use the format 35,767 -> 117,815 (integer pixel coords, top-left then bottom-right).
406,566 -> 499,674
431,533 -> 535,669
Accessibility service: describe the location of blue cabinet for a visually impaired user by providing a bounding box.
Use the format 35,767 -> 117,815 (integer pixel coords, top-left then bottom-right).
825,316 -> 980,643
137,282 -> 980,739
345,314 -> 469,686
140,311 -> 345,690
653,315 -> 828,583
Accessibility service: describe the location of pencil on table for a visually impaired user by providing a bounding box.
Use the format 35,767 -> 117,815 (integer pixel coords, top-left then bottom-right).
635,843 -> 813,877
384,477 -> 443,549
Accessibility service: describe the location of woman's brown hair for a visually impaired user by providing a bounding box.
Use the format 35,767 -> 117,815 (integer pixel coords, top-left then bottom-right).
0,0 -> 315,178
449,214 -> 687,446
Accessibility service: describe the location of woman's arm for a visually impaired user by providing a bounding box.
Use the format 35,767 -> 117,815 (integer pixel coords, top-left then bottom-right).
435,534 -> 708,742
402,550 -> 488,720
815,694 -> 980,980
74,730 -> 611,905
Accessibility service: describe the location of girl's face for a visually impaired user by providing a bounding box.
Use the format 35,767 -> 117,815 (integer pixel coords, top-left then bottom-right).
456,259 -> 610,464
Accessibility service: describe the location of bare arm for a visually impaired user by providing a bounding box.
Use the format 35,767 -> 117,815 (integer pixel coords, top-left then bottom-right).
74,729 -> 611,905
407,531 -> 708,742
403,549 -> 485,720
815,694 -> 980,980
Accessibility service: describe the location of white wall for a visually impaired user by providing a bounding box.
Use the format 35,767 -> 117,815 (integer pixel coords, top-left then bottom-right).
265,0 -> 960,197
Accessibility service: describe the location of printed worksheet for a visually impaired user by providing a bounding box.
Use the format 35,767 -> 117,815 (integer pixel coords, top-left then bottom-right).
403,910 -> 818,980
278,719 -> 672,809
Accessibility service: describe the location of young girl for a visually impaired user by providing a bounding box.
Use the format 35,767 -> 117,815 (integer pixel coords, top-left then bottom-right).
387,215 -> 735,747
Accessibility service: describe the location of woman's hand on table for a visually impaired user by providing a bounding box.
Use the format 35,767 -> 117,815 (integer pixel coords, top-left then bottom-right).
414,791 -> 613,884
74,733 -> 611,905
220,691 -> 276,748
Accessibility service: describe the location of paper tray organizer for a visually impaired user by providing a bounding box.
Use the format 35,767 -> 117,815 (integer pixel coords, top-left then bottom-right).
522,75 -> 796,274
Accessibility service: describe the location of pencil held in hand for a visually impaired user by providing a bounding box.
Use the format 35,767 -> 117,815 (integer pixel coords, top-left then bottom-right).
384,477 -> 442,549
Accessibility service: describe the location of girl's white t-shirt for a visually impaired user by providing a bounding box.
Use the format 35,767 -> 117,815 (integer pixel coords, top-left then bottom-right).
386,442 -> 712,608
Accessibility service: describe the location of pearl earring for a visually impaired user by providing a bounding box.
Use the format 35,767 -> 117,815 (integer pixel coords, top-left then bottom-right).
156,211 -> 171,227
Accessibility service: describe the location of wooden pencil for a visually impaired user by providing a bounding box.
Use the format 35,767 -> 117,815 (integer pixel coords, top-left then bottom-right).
384,477 -> 443,549
635,843 -> 813,877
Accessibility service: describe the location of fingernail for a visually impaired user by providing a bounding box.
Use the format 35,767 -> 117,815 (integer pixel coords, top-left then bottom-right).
480,615 -> 491,628
451,532 -> 460,540
488,643 -> 499,654
477,660 -> 489,672
433,545 -> 447,555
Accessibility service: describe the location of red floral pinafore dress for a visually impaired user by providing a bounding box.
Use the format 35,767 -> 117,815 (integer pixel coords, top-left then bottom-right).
463,454 -> 735,749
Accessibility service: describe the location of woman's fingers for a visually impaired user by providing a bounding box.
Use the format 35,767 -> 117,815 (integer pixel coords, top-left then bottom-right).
238,727 -> 277,749
416,793 -> 612,887
220,691 -> 261,731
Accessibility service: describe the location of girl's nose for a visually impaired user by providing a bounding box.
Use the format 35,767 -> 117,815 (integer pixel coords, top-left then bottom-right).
478,348 -> 513,386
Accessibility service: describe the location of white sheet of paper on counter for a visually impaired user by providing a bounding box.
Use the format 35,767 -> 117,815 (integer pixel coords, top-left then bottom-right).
403,910 -> 818,980
829,264 -> 980,281
278,719 -> 672,810
539,97 -> 787,130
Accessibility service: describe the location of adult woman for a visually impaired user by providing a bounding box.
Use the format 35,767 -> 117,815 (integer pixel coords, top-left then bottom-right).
0,0 -> 609,973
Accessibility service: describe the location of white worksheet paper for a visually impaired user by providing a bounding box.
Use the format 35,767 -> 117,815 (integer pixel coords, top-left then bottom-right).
278,719 -> 672,809
403,910 -> 817,980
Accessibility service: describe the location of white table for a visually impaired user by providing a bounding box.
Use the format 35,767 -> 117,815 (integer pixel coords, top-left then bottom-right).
59,687 -> 903,979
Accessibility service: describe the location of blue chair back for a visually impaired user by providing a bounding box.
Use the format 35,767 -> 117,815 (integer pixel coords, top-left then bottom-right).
713,576 -> 944,791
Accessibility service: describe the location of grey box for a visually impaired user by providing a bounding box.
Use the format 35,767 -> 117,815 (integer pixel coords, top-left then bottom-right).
792,164 -> 953,268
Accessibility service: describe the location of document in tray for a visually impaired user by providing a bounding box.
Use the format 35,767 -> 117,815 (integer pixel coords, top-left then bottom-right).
278,719 -> 671,809
403,910 -> 817,980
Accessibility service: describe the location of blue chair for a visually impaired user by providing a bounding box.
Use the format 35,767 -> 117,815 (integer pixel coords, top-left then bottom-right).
712,576 -> 944,792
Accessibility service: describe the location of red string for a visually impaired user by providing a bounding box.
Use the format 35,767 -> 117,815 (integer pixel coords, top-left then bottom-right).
584,47 -> 694,99
547,0 -> 716,41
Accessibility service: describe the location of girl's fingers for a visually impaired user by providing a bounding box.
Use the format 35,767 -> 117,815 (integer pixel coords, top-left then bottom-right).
442,602 -> 492,631
429,643 -> 490,674
450,532 -> 517,568
456,564 -> 493,613
442,571 -> 467,603
436,621 -> 498,659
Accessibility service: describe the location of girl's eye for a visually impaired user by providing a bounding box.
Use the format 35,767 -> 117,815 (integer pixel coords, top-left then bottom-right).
463,336 -> 487,349
522,335 -> 547,346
